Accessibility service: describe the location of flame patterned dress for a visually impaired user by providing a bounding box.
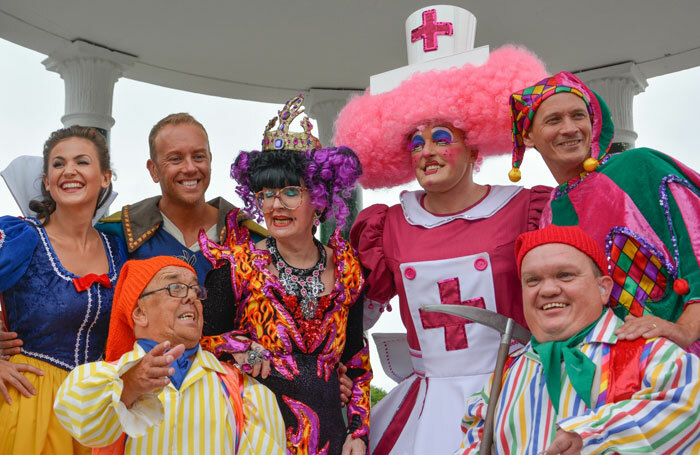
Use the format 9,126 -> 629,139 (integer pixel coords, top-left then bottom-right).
199,210 -> 372,455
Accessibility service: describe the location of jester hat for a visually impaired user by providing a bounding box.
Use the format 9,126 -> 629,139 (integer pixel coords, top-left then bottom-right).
508,71 -> 615,182
333,46 -> 547,189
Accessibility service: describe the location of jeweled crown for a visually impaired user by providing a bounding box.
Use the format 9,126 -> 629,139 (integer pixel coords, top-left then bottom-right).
262,94 -> 321,152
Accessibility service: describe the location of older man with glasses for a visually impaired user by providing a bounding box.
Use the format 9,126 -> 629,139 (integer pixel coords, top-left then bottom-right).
53,256 -> 286,454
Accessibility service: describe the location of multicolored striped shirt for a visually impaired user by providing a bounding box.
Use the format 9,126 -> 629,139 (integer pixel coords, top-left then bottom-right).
54,343 -> 286,454
456,309 -> 700,454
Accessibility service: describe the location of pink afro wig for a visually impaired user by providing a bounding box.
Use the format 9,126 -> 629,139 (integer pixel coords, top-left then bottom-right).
333,46 -> 547,189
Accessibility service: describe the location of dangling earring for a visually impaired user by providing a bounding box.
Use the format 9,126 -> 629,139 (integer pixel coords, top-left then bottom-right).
313,211 -> 321,227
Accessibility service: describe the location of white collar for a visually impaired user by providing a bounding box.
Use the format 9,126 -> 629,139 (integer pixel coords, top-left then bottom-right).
161,212 -> 217,251
400,185 -> 523,228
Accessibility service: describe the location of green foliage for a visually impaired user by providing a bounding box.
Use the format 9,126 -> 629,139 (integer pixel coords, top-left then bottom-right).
370,385 -> 388,407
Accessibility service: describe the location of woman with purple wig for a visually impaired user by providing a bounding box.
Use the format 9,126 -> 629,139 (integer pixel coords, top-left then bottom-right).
198,95 -> 371,455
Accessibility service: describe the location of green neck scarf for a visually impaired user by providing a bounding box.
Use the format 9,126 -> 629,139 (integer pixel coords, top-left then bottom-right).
530,313 -> 602,414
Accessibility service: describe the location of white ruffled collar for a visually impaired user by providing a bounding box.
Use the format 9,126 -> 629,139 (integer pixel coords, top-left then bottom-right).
400,185 -> 523,228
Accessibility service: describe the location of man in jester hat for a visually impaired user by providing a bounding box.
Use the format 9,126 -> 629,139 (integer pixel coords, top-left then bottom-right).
334,6 -> 549,455
509,71 -> 700,355
455,225 -> 700,455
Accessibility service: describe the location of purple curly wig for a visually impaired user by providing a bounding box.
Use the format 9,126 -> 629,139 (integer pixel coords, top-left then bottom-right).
231,146 -> 362,228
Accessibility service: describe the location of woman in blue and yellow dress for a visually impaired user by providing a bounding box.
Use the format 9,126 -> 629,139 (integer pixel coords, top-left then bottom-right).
0,126 -> 127,455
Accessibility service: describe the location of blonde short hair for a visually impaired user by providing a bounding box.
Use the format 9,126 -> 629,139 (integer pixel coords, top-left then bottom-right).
148,113 -> 210,159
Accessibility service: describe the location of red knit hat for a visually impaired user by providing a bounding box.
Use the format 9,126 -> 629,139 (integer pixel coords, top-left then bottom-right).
105,256 -> 196,362
515,225 -> 608,277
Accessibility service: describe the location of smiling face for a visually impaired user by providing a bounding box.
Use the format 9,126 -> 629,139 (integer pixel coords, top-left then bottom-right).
147,123 -> 211,207
261,183 -> 317,242
520,243 -> 612,342
523,92 -> 593,184
408,123 -> 477,193
133,266 -> 203,349
43,137 -> 111,212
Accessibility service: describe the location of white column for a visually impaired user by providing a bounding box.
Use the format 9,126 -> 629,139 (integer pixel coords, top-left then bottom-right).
305,88 -> 362,147
43,40 -> 136,138
576,62 -> 648,147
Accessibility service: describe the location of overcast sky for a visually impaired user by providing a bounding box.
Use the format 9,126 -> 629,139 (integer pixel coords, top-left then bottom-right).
1,37 -> 699,391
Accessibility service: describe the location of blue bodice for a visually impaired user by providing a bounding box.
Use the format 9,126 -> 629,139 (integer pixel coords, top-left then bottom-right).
0,217 -> 127,370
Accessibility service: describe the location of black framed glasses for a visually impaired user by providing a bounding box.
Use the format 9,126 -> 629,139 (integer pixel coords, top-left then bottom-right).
139,283 -> 207,300
254,186 -> 306,211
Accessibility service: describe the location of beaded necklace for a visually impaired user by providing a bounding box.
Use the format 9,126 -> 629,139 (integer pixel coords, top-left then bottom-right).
267,236 -> 326,319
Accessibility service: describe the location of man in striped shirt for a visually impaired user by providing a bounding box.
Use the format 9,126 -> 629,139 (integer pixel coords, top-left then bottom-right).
53,256 -> 286,454
456,225 -> 700,454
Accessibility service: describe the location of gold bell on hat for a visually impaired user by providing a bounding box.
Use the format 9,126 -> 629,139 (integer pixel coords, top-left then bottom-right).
508,167 -> 522,182
583,157 -> 599,172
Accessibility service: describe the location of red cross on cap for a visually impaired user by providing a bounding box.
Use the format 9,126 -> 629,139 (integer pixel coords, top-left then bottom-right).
411,8 -> 454,52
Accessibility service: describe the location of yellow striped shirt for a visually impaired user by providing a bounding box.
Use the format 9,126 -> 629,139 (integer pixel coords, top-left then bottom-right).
54,343 -> 286,454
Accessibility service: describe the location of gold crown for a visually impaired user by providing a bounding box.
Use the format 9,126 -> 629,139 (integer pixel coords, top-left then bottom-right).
262,94 -> 322,152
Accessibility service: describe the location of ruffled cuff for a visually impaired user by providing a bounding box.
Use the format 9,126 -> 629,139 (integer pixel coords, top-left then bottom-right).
363,297 -> 392,330
345,340 -> 372,440
112,359 -> 164,438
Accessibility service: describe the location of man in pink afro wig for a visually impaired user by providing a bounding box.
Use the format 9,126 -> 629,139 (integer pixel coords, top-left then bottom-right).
335,46 -> 546,189
335,45 -> 551,455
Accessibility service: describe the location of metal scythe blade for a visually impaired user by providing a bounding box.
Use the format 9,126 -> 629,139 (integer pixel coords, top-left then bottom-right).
421,304 -> 531,345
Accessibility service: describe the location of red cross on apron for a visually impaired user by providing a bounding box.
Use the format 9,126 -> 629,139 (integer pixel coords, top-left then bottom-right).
418,277 -> 485,351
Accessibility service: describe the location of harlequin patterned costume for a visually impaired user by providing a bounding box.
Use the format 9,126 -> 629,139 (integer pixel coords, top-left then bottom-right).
510,72 -> 700,354
455,309 -> 700,454
0,216 -> 127,455
199,209 -> 371,455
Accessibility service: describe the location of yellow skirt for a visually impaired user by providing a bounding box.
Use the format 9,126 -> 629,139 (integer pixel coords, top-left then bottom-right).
0,354 -> 90,455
